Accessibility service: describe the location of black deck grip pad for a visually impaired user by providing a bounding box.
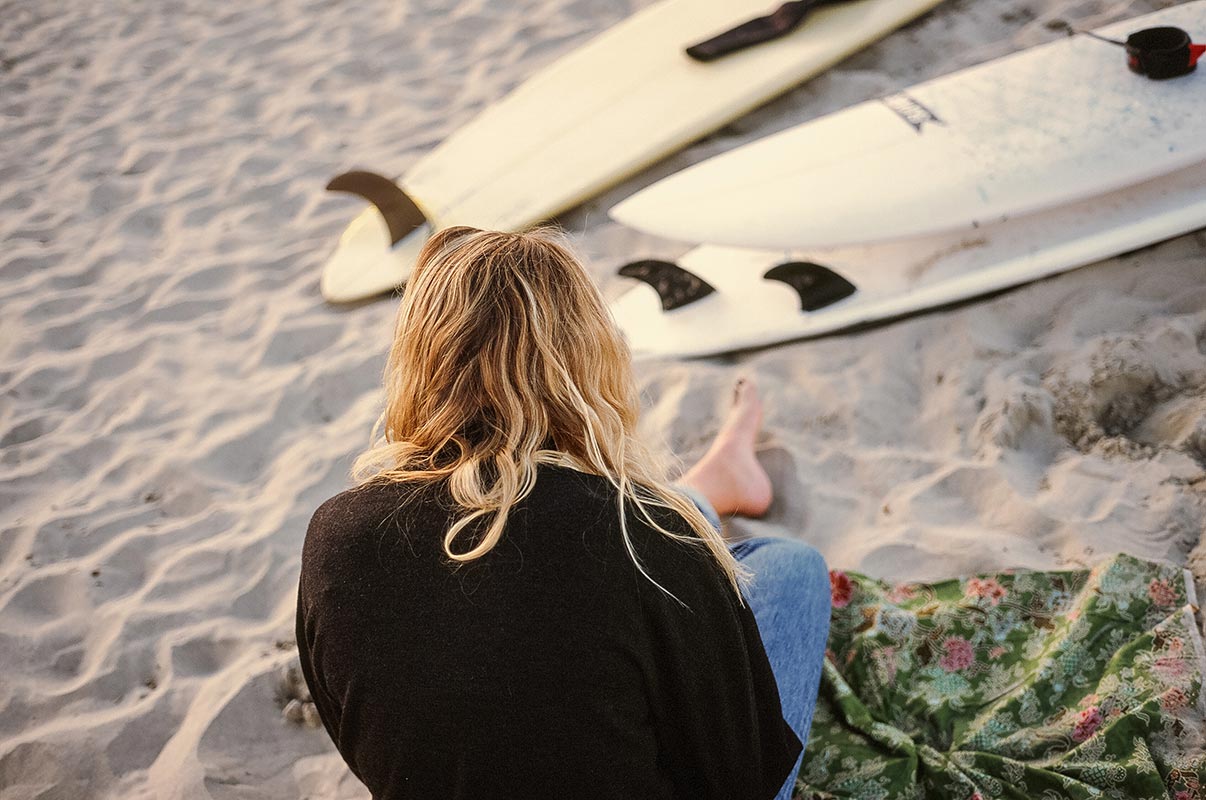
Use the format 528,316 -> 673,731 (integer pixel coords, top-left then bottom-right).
326,170 -> 426,246
618,259 -> 716,311
763,261 -> 857,311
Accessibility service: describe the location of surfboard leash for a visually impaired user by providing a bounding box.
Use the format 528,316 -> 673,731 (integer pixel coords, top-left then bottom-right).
1076,25 -> 1204,80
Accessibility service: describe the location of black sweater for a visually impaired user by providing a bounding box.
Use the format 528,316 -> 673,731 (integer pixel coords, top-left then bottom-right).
295,464 -> 801,799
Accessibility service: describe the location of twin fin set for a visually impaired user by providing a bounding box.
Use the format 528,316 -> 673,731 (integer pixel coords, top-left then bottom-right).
618,258 -> 856,313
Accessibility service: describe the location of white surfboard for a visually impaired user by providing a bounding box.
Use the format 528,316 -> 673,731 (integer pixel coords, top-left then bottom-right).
610,156 -> 1206,359
321,0 -> 945,302
609,2 -> 1206,251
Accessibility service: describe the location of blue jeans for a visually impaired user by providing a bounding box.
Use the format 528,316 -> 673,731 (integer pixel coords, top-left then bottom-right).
682,489 -> 830,800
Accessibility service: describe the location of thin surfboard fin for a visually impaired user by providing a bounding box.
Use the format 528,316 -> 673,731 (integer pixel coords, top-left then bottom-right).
685,0 -> 849,62
618,259 -> 715,311
326,170 -> 427,246
764,261 -> 856,311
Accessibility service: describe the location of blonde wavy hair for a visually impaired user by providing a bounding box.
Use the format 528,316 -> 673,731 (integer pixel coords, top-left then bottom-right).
352,226 -> 748,601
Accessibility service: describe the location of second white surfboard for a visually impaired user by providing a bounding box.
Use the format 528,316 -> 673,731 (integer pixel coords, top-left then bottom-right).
611,158 -> 1206,359
610,2 -> 1206,251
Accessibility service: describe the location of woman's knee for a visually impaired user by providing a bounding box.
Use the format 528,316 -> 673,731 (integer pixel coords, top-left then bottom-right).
762,538 -> 827,578
738,538 -> 830,605
785,541 -> 830,603
784,539 -> 826,571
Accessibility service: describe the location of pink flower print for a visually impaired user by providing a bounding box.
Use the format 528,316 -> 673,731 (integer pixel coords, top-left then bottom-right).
887,583 -> 916,603
1154,636 -> 1188,679
939,636 -> 975,672
966,577 -> 1007,606
1148,578 -> 1178,607
988,645 -> 1007,660
1072,706 -> 1103,742
969,793 -> 984,800
1067,608 -> 1081,621
1154,655 -> 1188,680
830,570 -> 853,609
1160,687 -> 1190,712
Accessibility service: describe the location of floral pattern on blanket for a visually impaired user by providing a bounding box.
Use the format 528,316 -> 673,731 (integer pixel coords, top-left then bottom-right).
794,554 -> 1206,800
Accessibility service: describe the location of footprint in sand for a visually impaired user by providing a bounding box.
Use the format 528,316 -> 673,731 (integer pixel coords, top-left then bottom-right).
977,318 -> 1206,470
1046,324 -> 1206,464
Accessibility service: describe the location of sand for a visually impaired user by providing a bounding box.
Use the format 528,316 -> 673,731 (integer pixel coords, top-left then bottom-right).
1,0 -> 1203,797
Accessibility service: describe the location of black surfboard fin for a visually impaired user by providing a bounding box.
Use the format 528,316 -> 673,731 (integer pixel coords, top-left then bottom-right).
763,261 -> 856,311
326,170 -> 427,246
685,0 -> 849,62
618,259 -> 716,311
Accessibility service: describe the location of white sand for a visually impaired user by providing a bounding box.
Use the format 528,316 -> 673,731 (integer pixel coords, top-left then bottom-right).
1,0 -> 1203,797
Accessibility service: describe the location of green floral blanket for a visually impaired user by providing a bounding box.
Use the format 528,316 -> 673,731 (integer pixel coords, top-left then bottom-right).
794,554 -> 1206,800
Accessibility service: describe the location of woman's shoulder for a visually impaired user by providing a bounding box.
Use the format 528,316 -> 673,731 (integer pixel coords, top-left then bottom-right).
310,477 -> 418,523
302,479 -> 442,572
308,480 -> 408,541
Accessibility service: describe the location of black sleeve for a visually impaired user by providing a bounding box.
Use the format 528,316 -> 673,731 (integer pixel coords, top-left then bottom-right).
294,507 -> 360,781
634,525 -> 802,800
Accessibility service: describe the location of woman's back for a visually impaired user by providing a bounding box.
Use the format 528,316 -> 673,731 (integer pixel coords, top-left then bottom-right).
296,463 -> 801,800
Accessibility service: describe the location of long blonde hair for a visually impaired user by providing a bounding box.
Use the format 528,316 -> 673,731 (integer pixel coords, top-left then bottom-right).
352,226 -> 748,602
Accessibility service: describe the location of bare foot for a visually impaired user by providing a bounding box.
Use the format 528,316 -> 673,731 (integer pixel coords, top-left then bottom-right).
680,378 -> 773,518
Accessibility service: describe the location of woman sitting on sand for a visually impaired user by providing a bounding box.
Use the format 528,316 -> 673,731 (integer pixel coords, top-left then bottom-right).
296,227 -> 831,800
